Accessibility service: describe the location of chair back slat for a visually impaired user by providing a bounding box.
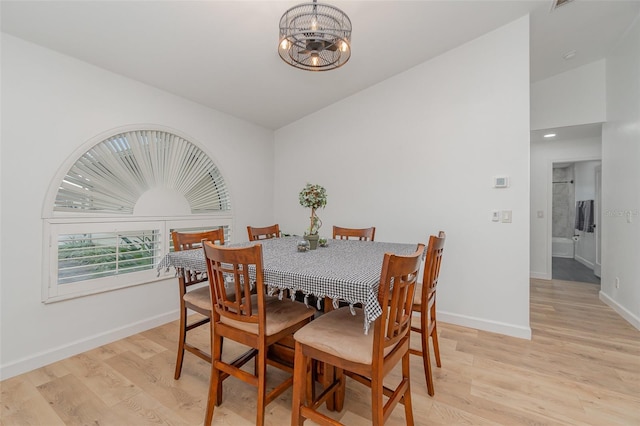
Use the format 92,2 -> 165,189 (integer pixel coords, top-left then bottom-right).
173,229 -> 224,251
247,224 -> 280,241
332,226 -> 376,241
375,244 -> 424,351
423,232 -> 446,294
172,229 -> 225,287
203,242 -> 263,326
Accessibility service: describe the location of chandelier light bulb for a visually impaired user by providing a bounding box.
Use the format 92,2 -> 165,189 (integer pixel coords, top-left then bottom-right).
311,54 -> 319,66
311,16 -> 318,31
340,41 -> 348,52
280,39 -> 289,50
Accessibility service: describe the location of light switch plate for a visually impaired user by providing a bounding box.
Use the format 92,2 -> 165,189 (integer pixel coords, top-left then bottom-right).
501,210 -> 512,223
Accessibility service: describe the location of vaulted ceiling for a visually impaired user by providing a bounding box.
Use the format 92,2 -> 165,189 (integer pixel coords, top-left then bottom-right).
2,1 -> 638,129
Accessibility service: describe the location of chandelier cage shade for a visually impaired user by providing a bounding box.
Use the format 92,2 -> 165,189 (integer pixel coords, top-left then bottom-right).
278,0 -> 352,71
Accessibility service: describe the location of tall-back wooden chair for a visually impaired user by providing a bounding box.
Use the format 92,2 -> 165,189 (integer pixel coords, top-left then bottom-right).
203,242 -> 315,426
172,229 -> 225,380
410,231 -> 446,396
291,244 -> 425,426
332,225 -> 376,241
247,224 -> 280,241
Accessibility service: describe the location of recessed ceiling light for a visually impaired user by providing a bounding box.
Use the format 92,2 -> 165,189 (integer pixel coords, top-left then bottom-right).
544,133 -> 556,138
562,50 -> 577,60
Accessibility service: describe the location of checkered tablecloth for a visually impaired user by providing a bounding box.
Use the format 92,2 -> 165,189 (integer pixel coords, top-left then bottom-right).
157,236 -> 417,332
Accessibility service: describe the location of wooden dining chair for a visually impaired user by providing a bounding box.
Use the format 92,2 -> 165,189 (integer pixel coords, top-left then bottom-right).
247,223 -> 289,302
203,241 -> 315,426
410,231 -> 446,396
291,244 -> 425,426
247,224 -> 281,241
332,225 -> 376,241
172,229 -> 225,380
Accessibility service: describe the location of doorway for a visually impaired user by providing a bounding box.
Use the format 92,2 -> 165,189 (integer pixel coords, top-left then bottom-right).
551,159 -> 601,284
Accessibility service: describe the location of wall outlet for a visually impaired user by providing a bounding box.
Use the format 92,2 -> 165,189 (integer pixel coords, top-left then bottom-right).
615,277 -> 620,289
491,210 -> 500,222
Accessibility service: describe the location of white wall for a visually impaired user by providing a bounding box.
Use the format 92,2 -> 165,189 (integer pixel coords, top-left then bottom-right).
274,17 -> 531,339
574,160 -> 601,268
530,138 -> 601,279
531,60 -> 606,130
600,19 -> 640,329
0,34 -> 275,379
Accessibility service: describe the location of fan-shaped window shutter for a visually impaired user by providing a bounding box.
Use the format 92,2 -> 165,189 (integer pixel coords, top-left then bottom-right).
54,130 -> 230,214
43,129 -> 233,303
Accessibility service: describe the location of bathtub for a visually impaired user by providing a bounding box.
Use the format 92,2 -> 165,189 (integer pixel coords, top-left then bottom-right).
552,237 -> 574,258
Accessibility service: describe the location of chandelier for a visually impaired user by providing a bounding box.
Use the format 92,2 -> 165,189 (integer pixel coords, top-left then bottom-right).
278,0 -> 352,71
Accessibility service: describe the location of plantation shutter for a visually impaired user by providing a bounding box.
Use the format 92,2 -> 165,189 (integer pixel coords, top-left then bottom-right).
54,130 -> 231,214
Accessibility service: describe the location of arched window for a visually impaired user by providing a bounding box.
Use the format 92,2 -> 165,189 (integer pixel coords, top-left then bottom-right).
43,129 -> 232,303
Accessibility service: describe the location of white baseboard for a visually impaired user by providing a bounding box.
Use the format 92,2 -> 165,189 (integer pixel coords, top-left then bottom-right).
599,292 -> 640,331
574,255 -> 594,270
434,311 -> 531,340
530,271 -> 551,280
0,310 -> 179,381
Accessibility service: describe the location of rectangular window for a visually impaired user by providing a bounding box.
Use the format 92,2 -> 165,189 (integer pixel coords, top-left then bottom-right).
57,229 -> 161,284
43,216 -> 232,303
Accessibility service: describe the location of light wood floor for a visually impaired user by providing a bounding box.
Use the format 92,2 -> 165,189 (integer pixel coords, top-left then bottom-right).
2,279 -> 639,425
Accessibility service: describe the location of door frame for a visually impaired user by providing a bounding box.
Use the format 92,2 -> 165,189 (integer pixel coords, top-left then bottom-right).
548,156 -> 602,281
594,165 -> 602,277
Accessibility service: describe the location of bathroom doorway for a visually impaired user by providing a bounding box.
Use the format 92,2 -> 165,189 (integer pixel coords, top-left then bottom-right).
551,160 -> 601,284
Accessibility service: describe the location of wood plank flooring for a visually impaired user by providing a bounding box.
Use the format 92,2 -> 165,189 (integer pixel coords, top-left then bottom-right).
2,279 -> 639,425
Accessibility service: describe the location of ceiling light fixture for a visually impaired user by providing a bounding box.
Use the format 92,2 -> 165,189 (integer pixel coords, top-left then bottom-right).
562,50 -> 577,60
278,0 -> 352,71
544,133 -> 557,138
551,0 -> 575,10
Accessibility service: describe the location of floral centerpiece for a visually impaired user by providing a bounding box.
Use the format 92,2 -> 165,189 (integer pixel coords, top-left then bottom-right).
299,183 -> 327,249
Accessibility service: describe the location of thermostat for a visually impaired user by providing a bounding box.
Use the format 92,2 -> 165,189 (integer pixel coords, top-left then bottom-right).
493,176 -> 509,188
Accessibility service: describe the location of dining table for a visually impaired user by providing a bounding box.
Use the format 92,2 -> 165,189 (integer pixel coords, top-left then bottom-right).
157,235 -> 418,334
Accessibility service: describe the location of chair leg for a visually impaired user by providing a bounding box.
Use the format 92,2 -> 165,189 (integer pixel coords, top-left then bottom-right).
217,337 -> 224,406
371,375 -> 384,426
256,346 -> 268,426
334,367 -> 345,412
291,341 -> 307,426
323,363 -> 336,411
431,321 -> 442,368
174,306 -> 187,380
205,332 -> 223,425
305,359 -> 315,405
420,309 -> 435,396
402,352 -> 415,426
424,339 -> 434,397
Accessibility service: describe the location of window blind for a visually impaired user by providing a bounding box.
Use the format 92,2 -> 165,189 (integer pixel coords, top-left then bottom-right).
54,130 -> 231,214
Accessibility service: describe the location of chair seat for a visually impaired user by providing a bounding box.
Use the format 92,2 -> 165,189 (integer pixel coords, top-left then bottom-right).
183,285 -> 212,311
412,282 -> 436,307
412,282 -> 422,305
293,307 -> 397,365
221,295 -> 315,337
184,283 -> 241,311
